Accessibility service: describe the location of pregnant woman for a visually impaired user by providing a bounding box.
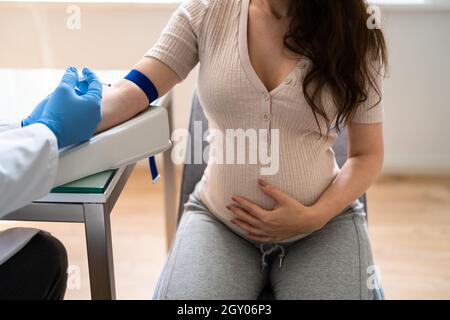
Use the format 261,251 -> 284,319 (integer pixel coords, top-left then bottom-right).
99,0 -> 387,299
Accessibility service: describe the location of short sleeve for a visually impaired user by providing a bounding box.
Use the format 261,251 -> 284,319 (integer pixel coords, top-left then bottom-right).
145,0 -> 210,81
352,62 -> 384,124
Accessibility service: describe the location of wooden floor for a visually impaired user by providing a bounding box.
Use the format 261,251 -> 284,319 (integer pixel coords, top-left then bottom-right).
368,176 -> 450,299
2,165 -> 449,300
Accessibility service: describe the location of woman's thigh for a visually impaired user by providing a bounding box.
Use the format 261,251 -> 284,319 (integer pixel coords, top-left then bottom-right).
153,195 -> 268,300
270,202 -> 384,300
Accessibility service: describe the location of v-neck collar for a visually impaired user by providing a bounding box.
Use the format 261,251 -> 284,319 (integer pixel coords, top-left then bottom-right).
238,0 -> 302,97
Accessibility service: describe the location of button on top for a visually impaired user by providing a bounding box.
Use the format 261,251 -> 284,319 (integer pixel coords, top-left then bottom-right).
262,112 -> 270,121
285,78 -> 292,85
263,92 -> 270,101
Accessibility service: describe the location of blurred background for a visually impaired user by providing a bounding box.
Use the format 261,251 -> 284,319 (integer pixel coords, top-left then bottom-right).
0,0 -> 449,299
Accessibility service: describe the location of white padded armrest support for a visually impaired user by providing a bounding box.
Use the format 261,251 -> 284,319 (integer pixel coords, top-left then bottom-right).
54,106 -> 171,187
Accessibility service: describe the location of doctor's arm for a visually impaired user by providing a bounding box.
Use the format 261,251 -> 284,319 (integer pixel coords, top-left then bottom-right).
0,122 -> 20,133
0,67 -> 103,217
0,125 -> 58,217
96,58 -> 180,133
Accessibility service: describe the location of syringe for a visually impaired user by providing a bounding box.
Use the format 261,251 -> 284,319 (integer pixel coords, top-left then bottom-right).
79,76 -> 112,87
75,76 -> 111,95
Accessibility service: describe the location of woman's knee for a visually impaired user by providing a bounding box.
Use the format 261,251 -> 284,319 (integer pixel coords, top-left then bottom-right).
154,210 -> 266,300
270,211 -> 382,300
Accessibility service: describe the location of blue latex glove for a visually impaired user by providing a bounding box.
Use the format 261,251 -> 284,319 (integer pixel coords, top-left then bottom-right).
22,72 -> 88,126
23,66 -> 103,149
21,94 -> 51,127
75,79 -> 89,96
23,75 -> 87,126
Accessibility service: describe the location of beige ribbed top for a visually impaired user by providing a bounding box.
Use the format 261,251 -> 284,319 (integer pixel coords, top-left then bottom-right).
147,0 -> 383,241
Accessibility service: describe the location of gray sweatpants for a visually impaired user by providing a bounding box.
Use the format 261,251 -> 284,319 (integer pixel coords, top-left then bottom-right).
153,190 -> 384,300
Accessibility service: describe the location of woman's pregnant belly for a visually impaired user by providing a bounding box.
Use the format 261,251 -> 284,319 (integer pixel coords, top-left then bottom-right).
195,145 -> 340,242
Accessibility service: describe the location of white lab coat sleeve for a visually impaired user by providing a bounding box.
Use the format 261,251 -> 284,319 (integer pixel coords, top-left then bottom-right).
0,123 -> 59,267
0,123 -> 59,217
0,228 -> 43,266
0,118 -> 21,133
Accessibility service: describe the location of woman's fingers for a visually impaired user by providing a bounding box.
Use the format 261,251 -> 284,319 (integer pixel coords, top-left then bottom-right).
231,196 -> 267,220
258,179 -> 293,205
228,204 -> 275,242
246,233 -> 273,243
231,219 -> 268,237
227,204 -> 262,227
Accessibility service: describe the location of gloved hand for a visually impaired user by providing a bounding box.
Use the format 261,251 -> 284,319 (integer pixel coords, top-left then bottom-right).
23,66 -> 103,149
21,94 -> 51,127
22,75 -> 88,126
75,79 -> 89,96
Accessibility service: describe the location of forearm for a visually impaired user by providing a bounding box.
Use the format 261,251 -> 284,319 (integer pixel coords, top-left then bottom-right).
97,57 -> 180,133
97,80 -> 148,132
311,153 -> 383,223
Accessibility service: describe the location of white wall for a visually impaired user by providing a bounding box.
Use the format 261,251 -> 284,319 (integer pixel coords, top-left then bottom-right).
0,3 -> 197,132
382,10 -> 450,174
0,3 -> 449,175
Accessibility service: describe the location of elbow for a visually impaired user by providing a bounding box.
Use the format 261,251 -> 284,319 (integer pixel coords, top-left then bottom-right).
348,147 -> 384,178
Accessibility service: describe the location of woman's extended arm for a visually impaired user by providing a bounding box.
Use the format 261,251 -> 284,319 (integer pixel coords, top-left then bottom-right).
96,57 -> 181,132
97,0 -> 208,132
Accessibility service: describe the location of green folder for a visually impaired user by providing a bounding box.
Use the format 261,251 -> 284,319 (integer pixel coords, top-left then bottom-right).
51,170 -> 117,194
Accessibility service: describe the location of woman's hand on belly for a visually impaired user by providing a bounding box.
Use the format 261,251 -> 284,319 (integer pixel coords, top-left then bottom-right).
226,179 -> 327,243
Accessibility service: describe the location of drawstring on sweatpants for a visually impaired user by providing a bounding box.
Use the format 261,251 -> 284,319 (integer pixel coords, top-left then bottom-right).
259,243 -> 286,273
